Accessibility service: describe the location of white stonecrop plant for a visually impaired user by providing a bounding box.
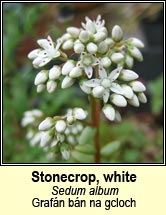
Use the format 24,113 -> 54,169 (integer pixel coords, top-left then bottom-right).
22,15 -> 147,161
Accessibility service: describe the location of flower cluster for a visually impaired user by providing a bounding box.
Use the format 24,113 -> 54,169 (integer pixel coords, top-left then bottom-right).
22,108 -> 87,160
24,15 -> 147,160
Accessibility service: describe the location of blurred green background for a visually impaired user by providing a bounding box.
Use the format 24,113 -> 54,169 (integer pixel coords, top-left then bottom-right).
3,2 -> 164,163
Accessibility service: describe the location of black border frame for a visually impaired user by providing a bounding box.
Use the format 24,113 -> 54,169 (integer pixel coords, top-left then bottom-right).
1,0 -> 165,166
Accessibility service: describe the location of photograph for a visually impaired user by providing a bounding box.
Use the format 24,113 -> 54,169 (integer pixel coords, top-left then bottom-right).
2,2 -> 164,164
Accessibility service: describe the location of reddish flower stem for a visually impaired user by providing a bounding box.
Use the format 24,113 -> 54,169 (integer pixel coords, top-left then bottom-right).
90,95 -> 101,163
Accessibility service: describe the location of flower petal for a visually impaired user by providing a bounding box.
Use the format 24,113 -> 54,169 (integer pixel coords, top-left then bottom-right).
99,66 -> 107,79
109,67 -> 121,82
84,66 -> 93,78
85,79 -> 100,87
110,83 -> 123,94
103,88 -> 110,103
38,57 -> 51,67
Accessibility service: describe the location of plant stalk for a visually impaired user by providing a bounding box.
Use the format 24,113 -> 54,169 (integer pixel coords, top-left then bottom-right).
90,95 -> 101,163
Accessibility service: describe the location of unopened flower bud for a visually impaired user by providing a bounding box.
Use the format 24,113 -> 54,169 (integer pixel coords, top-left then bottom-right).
79,30 -> 90,43
49,66 -> 61,80
111,53 -> 124,63
67,115 -> 75,124
102,105 -> 115,121
61,33 -> 71,42
62,60 -> 75,75
30,133 -> 41,146
47,80 -> 57,93
112,25 -> 123,42
120,69 -> 139,81
111,94 -> 127,107
98,41 -> 108,54
32,109 -> 43,117
121,85 -> 134,99
60,143 -> 70,160
92,86 -> 105,98
55,120 -> 66,133
130,81 -> 146,92
138,92 -> 147,103
37,84 -> 45,93
74,108 -> 87,120
34,70 -> 48,85
94,32 -> 106,42
125,55 -> 134,68
40,131 -> 52,147
129,46 -> 143,61
61,76 -> 75,89
104,38 -> 114,46
69,67 -> 82,78
86,42 -> 98,54
74,42 -> 85,53
38,117 -> 53,131
115,111 -> 122,122
129,37 -> 144,48
101,57 -> 111,68
67,27 -> 80,38
62,39 -> 74,50
128,94 -> 140,107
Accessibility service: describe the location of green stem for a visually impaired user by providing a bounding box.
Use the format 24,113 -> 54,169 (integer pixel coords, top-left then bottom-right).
90,95 -> 101,163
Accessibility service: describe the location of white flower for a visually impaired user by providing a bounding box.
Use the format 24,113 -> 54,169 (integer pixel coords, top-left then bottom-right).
67,27 -> 80,38
34,70 -> 48,85
79,30 -> 90,43
138,92 -> 147,103
62,60 -> 75,75
120,69 -> 139,81
111,53 -> 124,63
46,80 -> 57,93
60,143 -> 70,160
129,37 -> 144,48
37,84 -> 45,93
30,132 -> 42,146
129,46 -> 143,61
61,76 -> 75,89
86,67 -> 123,103
40,131 -> 52,147
125,55 -> 134,68
38,117 -> 53,131
49,66 -> 61,80
74,42 -> 85,53
80,80 -> 91,94
73,108 -> 87,120
55,120 -> 66,133
62,39 -> 74,50
130,81 -> 146,92
98,41 -> 108,54
111,94 -> 127,107
92,86 -> 105,98
128,94 -> 140,107
112,25 -> 123,42
28,36 -> 61,68
82,15 -> 106,34
86,42 -> 98,54
115,110 -> 122,122
121,85 -> 134,99
101,57 -> 111,68
94,31 -> 107,42
69,67 -> 82,78
102,105 -> 115,121
77,52 -> 99,78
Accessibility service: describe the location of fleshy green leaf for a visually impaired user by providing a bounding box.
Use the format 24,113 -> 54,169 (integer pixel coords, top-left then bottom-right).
78,126 -> 96,145
71,151 -> 94,163
101,140 -> 121,157
74,143 -> 96,154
